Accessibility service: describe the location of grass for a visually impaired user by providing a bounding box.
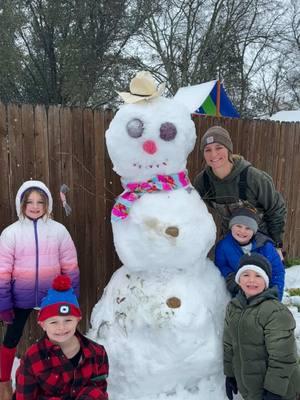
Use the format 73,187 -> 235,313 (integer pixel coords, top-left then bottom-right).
287,288 -> 300,296
285,258 -> 300,268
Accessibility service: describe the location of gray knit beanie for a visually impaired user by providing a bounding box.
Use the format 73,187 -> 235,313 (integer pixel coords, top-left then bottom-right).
229,207 -> 259,234
200,126 -> 233,153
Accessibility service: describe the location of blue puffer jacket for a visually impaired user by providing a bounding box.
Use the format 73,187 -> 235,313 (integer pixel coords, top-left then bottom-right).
215,232 -> 285,300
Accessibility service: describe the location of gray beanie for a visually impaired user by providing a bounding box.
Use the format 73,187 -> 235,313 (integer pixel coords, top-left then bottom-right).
200,126 -> 233,153
235,253 -> 272,288
229,207 -> 259,234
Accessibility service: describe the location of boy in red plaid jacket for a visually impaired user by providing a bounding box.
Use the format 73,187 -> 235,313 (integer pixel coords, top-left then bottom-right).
15,275 -> 109,400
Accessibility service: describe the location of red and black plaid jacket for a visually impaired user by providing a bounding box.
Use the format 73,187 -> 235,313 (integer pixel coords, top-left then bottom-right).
15,331 -> 109,400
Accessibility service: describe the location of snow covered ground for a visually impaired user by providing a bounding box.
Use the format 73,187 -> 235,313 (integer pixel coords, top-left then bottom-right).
11,264 -> 300,396
282,264 -> 300,353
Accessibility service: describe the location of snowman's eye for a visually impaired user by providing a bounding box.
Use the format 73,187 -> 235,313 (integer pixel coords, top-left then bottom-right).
160,122 -> 177,141
127,119 -> 144,138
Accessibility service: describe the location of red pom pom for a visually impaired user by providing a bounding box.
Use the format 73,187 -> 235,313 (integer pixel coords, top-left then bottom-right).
52,275 -> 71,291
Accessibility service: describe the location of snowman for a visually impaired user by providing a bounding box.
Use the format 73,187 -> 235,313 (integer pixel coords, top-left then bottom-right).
89,72 -> 230,400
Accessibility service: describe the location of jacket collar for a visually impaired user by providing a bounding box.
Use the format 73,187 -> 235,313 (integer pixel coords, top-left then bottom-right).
232,286 -> 278,309
41,330 -> 94,360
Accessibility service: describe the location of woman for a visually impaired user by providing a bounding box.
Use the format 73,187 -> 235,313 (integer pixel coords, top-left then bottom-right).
194,126 -> 286,256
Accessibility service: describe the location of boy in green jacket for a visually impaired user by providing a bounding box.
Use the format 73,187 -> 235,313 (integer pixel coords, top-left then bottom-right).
223,253 -> 300,400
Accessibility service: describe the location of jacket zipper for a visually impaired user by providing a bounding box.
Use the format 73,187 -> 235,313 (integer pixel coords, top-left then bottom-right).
33,219 -> 39,307
237,307 -> 249,393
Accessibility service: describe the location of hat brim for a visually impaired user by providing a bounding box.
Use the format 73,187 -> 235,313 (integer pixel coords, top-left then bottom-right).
117,82 -> 166,104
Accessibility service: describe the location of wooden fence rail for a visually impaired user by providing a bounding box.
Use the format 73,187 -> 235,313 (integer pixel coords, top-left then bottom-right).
0,102 -> 299,353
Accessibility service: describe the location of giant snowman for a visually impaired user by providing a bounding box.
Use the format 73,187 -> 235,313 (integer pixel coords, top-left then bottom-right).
89,72 -> 230,400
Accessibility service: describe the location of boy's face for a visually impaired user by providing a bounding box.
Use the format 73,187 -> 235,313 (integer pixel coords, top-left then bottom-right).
39,315 -> 80,344
231,223 -> 254,244
238,269 -> 266,298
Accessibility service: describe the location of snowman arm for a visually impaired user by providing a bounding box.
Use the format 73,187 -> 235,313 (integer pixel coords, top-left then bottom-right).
223,306 -> 234,377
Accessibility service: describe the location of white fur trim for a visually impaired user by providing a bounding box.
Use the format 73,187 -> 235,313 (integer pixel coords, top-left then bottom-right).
235,265 -> 269,288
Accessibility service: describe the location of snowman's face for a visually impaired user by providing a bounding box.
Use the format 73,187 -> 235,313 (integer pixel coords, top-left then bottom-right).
106,97 -> 196,181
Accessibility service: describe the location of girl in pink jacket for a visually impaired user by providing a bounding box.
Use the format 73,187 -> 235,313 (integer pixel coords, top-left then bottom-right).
0,180 -> 79,400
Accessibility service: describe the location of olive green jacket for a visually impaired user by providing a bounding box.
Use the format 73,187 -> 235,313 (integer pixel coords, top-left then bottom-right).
223,288 -> 300,400
193,156 -> 286,244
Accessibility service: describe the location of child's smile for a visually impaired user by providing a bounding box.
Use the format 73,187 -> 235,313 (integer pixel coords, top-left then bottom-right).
25,191 -> 46,220
40,316 -> 79,344
238,269 -> 266,297
231,223 -> 254,245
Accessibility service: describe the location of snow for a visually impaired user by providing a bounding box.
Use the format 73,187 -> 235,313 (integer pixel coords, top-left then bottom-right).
11,266 -> 300,398
173,80 -> 216,113
283,265 -> 300,354
269,110 -> 300,122
88,94 -> 230,400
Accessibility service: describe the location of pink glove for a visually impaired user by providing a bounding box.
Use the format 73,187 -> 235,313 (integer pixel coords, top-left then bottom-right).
0,309 -> 14,324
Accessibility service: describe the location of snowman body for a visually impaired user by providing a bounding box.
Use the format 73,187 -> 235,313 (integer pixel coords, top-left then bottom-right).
89,97 -> 229,400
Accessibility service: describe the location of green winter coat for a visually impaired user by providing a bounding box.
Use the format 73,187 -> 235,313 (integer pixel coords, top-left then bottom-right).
194,156 -> 286,245
223,288 -> 300,400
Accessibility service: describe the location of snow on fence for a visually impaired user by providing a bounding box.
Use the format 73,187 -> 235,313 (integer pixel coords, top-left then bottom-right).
0,102 -> 299,354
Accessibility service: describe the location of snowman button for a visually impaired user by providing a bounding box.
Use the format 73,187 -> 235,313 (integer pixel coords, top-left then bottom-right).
165,226 -> 179,237
166,297 -> 181,308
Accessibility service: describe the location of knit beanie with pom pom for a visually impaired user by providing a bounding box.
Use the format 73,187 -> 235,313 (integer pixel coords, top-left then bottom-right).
38,275 -> 81,322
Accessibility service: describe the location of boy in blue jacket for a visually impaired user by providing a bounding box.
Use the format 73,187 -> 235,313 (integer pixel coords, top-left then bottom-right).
215,207 -> 285,300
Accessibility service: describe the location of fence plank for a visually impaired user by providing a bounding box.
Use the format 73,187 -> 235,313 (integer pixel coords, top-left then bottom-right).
34,105 -> 49,184
0,104 -> 10,233
289,123 -> 300,256
21,104 -> 35,179
70,107 -> 86,332
60,106 -> 73,233
48,106 -> 63,221
7,104 -> 23,217
94,110 -> 108,297
81,109 -> 96,327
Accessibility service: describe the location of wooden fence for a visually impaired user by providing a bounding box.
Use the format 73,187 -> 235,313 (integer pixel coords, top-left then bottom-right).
0,102 -> 299,353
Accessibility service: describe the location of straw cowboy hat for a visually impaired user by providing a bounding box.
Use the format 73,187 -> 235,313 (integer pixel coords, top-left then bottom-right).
118,71 -> 166,104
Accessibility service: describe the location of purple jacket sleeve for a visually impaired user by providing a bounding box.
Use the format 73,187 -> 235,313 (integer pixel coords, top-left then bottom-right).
0,228 -> 14,311
59,226 -> 80,298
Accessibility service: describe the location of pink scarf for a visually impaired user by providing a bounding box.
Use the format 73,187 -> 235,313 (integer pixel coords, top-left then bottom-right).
111,171 -> 190,221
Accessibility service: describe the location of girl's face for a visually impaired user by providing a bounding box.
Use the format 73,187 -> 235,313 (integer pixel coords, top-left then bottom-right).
24,191 -> 46,219
239,269 -> 266,298
231,223 -> 254,244
40,315 -> 80,345
203,143 -> 230,171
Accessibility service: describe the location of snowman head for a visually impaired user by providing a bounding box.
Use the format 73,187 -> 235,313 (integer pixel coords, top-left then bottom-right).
106,73 -> 196,181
